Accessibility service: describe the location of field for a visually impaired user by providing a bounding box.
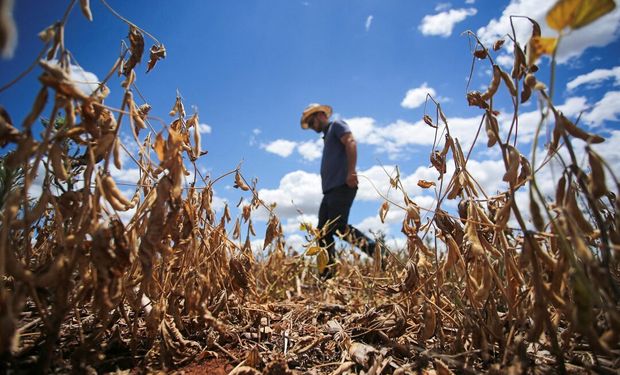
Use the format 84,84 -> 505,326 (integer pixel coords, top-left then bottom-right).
1,1 -> 619,374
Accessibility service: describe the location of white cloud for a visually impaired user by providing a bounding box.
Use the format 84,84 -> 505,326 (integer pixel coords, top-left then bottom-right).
283,233 -> 309,254
110,166 -> 142,185
356,215 -> 392,237
345,115 -> 482,160
256,164 -> 438,225
349,95 -> 604,161
567,66 -> 620,91
260,137 -> 323,160
210,192 -> 228,213
68,64 -> 100,95
262,139 -> 298,157
583,91 -> 620,127
419,8 -> 478,37
464,159 -> 508,195
401,83 -> 436,109
117,207 -> 137,226
465,0 -> 476,3
47,60 -> 100,95
346,117 -> 379,142
477,0 -> 620,64
356,164 -> 400,201
297,138 -> 322,161
435,3 -> 452,12
502,93 -> 617,135
496,53 -> 513,69
257,170 -> 322,219
506,96 -> 589,145
198,123 -> 212,134
556,96 -> 591,118
365,15 -> 374,31
345,94 -> 601,162
249,128 -> 261,146
358,164 -> 442,221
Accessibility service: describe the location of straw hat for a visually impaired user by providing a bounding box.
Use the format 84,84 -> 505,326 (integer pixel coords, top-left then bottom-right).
300,103 -> 332,129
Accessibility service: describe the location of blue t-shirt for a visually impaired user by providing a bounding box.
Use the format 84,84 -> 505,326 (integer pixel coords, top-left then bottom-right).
321,119 -> 351,193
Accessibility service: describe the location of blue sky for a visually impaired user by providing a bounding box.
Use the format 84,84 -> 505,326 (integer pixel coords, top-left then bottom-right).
2,0 -> 619,252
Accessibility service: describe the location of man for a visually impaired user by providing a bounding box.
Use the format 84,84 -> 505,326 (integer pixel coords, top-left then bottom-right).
300,103 -> 380,278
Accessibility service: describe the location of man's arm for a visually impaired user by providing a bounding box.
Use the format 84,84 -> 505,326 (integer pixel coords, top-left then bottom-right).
340,132 -> 358,188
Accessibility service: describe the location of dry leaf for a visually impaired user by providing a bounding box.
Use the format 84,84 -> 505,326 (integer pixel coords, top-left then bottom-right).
434,359 -> 456,375
229,367 -> 261,375
420,303 -> 436,340
464,201 -> 484,257
234,170 -> 250,191
442,233 -> 464,275
493,39 -> 505,51
160,317 -> 202,366
305,246 -> 321,256
527,36 -> 558,67
146,44 -> 166,72
474,48 -> 488,59
555,110 -> 605,143
500,68 -> 517,97
379,201 -> 389,223
317,248 -> 329,274
348,342 -> 377,369
229,256 -> 250,290
0,0 -> 17,58
521,83 -> 533,103
192,114 -> 201,159
485,112 -> 499,147
79,0 -> 93,21
423,114 -> 436,128
481,65 -> 501,101
530,196 -> 545,232
502,145 -> 520,185
417,179 -> 436,189
399,260 -> 419,292
567,186 -> 594,235
547,0 -> 616,31
232,218 -> 241,240
511,43 -> 526,79
122,26 -> 144,76
154,131 -> 166,162
50,142 -> 68,181
587,148 -> 607,199
527,16 -> 542,37
467,90 -> 490,110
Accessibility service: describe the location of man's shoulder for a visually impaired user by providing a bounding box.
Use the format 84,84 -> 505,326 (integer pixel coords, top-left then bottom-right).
330,119 -> 351,134
332,119 -> 349,127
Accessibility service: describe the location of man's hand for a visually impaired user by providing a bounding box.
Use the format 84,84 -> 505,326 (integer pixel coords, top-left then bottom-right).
341,132 -> 359,189
346,171 -> 358,188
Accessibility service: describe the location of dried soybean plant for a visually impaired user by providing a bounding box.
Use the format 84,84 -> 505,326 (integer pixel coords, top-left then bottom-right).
0,1 -> 292,373
364,2 -> 620,373
1,0 -> 619,374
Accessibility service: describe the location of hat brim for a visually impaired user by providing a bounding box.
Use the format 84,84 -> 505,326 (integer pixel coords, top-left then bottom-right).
300,105 -> 332,129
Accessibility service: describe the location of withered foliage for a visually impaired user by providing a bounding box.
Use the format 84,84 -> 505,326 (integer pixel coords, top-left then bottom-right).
1,1 -> 619,374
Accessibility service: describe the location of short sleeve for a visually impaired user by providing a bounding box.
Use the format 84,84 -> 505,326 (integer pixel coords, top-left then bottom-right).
331,120 -> 351,139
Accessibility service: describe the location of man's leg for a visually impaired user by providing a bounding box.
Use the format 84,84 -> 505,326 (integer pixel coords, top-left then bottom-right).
319,185 -> 379,276
317,194 -> 336,276
327,186 -> 375,251
329,186 -> 378,258
317,186 -> 355,277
